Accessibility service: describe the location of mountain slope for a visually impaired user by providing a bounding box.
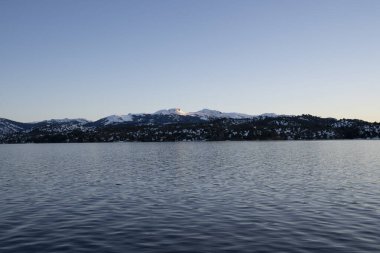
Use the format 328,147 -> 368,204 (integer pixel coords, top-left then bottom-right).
0,118 -> 33,135
1,109 -> 379,143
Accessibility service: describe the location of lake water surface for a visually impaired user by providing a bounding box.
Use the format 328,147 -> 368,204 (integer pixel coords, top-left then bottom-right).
1,141 -> 380,252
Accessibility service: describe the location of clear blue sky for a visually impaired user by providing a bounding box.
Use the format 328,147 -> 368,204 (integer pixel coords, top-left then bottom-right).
1,0 -> 379,122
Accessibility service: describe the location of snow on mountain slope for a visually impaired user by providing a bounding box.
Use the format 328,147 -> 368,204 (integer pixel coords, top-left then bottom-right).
0,118 -> 92,136
189,109 -> 254,120
0,109 -> 287,135
0,119 -> 25,135
104,114 -> 133,125
153,108 -> 187,116
151,108 -> 256,119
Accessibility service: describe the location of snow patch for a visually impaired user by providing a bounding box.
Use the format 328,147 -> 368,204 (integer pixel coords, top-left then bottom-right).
189,109 -> 254,119
153,108 -> 188,116
104,114 -> 133,125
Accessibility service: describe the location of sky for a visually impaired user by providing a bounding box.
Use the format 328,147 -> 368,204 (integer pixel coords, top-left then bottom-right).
1,0 -> 379,122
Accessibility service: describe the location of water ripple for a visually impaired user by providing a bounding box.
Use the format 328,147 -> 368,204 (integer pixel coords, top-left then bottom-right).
1,141 -> 380,252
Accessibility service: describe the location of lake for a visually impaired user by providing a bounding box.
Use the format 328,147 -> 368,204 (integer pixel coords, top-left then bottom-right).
1,141 -> 380,252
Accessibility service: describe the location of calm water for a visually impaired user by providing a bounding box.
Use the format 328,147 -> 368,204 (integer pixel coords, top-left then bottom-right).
0,141 -> 380,253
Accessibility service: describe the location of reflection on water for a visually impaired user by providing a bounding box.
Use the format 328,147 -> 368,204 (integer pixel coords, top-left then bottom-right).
1,141 -> 380,252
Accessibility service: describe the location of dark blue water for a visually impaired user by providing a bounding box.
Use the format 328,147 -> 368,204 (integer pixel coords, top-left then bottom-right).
1,141 -> 380,252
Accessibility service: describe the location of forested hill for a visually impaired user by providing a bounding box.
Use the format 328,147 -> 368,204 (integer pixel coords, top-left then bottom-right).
1,111 -> 379,143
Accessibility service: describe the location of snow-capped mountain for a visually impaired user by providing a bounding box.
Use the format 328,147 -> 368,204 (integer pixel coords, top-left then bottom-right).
188,109 -> 255,120
151,108 -> 280,119
0,108 -> 302,134
0,118 -> 31,135
1,108 -> 379,143
91,108 -> 265,126
101,114 -> 134,125
150,108 -> 276,119
153,108 -> 187,116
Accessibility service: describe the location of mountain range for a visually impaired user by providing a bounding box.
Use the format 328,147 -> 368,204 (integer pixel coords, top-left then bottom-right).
1,108 -> 379,143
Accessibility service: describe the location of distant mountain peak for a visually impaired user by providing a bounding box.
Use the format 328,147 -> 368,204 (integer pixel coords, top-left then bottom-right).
103,114 -> 133,125
189,109 -> 253,120
153,108 -> 188,116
